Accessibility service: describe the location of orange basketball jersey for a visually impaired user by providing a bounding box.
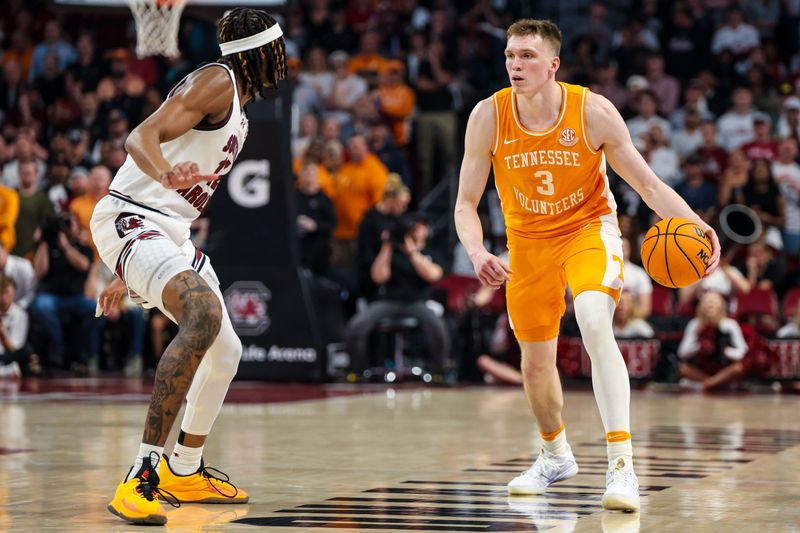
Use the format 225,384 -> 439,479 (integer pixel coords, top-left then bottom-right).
491,82 -> 617,239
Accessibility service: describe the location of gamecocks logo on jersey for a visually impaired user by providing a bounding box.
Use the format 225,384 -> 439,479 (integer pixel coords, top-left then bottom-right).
558,128 -> 578,147
114,212 -> 145,238
223,281 -> 272,336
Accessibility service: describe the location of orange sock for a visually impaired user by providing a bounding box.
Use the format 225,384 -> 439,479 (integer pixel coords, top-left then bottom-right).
541,423 -> 568,456
606,430 -> 632,461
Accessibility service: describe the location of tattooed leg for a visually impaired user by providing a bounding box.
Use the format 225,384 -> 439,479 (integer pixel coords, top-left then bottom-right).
141,270 -> 222,446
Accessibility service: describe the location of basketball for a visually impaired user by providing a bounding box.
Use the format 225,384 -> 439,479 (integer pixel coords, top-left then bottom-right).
640,218 -> 712,288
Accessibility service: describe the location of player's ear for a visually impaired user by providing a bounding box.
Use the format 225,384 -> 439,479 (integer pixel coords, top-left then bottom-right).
550,55 -> 560,76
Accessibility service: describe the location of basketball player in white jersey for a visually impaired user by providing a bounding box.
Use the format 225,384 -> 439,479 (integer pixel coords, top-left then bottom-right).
90,8 -> 286,525
455,19 -> 720,511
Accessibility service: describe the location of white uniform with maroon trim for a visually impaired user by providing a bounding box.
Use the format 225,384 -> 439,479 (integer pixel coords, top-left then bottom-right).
90,62 -> 247,310
89,62 -> 249,437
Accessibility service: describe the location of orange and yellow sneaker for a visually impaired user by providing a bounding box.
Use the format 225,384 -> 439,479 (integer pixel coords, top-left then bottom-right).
107,454 -> 178,525
158,455 -> 249,504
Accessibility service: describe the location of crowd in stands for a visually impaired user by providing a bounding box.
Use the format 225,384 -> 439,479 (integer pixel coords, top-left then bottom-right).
2,0 -> 800,392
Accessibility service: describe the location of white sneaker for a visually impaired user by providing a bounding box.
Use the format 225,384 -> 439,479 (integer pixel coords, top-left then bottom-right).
602,456 -> 640,511
507,446 -> 579,495
0,362 -> 21,379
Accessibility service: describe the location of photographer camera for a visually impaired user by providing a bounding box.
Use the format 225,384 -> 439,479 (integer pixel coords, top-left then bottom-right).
345,214 -> 451,374
31,213 -> 99,374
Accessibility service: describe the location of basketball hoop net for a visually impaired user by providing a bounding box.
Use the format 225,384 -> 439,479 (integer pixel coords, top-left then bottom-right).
127,0 -> 186,58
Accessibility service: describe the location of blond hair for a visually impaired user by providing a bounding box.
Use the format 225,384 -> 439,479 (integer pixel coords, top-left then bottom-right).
383,173 -> 409,200
507,19 -> 562,55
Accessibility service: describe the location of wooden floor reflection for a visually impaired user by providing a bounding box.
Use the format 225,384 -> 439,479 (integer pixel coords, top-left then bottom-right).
1,383 -> 799,532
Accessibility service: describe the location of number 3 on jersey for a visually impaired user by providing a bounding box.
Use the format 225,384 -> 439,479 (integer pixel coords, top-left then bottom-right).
534,170 -> 554,196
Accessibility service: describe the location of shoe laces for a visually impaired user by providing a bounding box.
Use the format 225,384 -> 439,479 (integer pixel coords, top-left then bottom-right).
525,450 -> 564,480
608,457 -> 638,490
200,462 -> 240,499
135,452 -> 181,508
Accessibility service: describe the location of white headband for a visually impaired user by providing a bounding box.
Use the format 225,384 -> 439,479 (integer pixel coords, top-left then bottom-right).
219,23 -> 283,56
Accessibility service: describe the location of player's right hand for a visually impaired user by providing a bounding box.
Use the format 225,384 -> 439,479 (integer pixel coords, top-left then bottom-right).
159,162 -> 218,190
96,277 -> 128,318
470,249 -> 512,288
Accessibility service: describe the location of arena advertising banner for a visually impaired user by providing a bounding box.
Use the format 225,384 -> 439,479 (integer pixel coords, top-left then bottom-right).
204,85 -> 326,381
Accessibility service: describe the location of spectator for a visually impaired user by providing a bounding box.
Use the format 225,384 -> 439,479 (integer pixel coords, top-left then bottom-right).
30,213 -> 97,373
296,162 -> 335,276
590,59 -> 627,111
695,120 -> 729,183
299,47 -> 334,105
68,164 -> 111,252
643,126 -> 681,187
325,50 -> 368,129
66,33 -> 104,93
348,31 -> 387,79
0,276 -> 33,378
717,149 -> 749,205
613,291 -> 655,338
366,121 -> 412,186
621,237 -> 652,319
677,291 -> 749,391
2,30 -> 34,79
12,159 -> 54,258
678,261 -> 750,308
319,9 -> 358,55
33,53 -> 66,108
324,135 -> 388,267
711,7 -> 760,57
0,60 -> 28,122
644,52 -> 680,116
675,153 -> 718,224
735,159 -> 785,246
2,134 -> 47,189
0,243 -> 35,309
29,20 -> 77,82
414,39 -> 457,197
743,0 -> 781,39
45,154 -> 72,214
0,184 -> 19,252
670,79 -> 713,129
374,60 -> 415,147
772,138 -> 800,256
777,304 -> 800,338
741,113 -> 778,162
744,238 -> 784,291
345,215 -> 449,373
776,96 -> 800,143
91,109 -> 129,165
626,90 -> 671,149
663,7 -> 708,82
356,174 -> 411,301
293,113 -> 318,159
671,106 -> 704,159
717,87 -> 757,151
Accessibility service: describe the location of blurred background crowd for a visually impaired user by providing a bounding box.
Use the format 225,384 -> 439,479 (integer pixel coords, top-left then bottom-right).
2,0 -> 800,392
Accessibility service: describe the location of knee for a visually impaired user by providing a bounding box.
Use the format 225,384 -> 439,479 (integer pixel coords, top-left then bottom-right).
576,311 -> 613,344
520,353 -> 553,382
179,286 -> 223,352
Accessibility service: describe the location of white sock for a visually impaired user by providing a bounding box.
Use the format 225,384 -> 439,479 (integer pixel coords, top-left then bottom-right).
170,443 -> 204,475
607,433 -> 633,463
127,443 -> 164,482
541,423 -> 569,456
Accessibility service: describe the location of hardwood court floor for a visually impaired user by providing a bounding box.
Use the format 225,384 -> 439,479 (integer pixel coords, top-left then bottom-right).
1,382 -> 800,532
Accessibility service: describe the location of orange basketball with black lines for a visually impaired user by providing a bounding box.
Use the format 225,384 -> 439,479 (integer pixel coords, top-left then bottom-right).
640,218 -> 711,288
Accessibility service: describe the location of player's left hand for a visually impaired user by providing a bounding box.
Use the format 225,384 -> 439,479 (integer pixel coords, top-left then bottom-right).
96,277 -> 128,318
703,226 -> 721,276
160,162 -> 218,190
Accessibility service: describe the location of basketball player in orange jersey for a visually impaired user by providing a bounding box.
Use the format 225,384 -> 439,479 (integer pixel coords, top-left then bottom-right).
455,19 -> 720,511
90,8 -> 286,525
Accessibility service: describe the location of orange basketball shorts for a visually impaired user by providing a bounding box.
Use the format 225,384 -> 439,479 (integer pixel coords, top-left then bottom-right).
506,221 -> 624,342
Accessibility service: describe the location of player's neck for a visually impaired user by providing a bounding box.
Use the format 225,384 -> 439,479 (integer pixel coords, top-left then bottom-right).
514,80 -> 562,130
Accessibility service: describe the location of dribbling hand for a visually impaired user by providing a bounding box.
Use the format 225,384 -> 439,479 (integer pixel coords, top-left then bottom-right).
159,162 -> 218,190
703,226 -> 721,276
471,249 -> 512,288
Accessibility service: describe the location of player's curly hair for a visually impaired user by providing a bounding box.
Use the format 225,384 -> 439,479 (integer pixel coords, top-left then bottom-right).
217,8 -> 287,100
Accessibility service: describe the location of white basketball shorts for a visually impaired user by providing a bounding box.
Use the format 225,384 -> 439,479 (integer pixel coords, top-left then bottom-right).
90,193 -> 219,311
